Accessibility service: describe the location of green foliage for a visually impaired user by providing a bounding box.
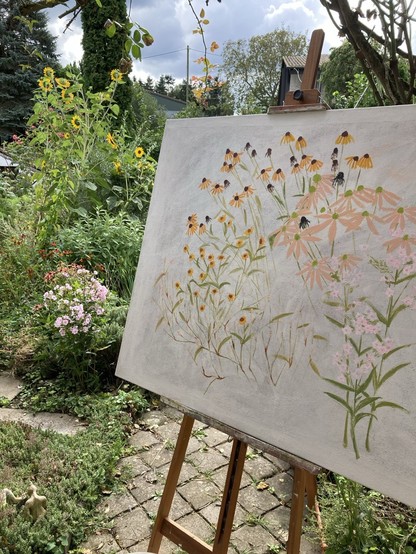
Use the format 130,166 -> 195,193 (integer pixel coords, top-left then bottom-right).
0,0 -> 58,141
33,264 -> 128,390
131,82 -> 167,158
56,210 -> 144,300
331,73 -> 378,109
221,27 -> 308,113
81,0 -> 133,124
21,68 -> 154,242
310,474 -> 416,553
0,385 -> 148,554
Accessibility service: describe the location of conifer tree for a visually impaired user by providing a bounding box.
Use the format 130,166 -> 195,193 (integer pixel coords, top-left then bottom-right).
0,0 -> 58,141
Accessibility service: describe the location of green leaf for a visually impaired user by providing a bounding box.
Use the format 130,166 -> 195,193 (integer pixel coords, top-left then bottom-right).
323,377 -> 355,393
72,207 -> 87,217
378,362 -> 410,387
155,317 -> 165,331
125,38 -> 133,53
131,44 -> 141,60
111,104 -> 120,116
82,181 -> 97,191
375,400 -> 408,412
324,392 -> 353,414
95,0 -> 102,6
270,312 -> 293,323
106,22 -> 116,38
387,303 -> 406,325
366,302 -> 388,325
325,315 -> 344,328
355,396 -> 380,412
193,346 -> 204,361
133,29 -> 142,43
217,336 -> 231,352
312,334 -> 327,341
382,343 -> 411,360
179,311 -> 187,323
309,358 -> 320,376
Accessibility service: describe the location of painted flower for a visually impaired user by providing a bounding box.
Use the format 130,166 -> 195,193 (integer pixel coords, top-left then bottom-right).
345,210 -> 380,235
241,185 -> 255,197
362,186 -> 400,209
258,236 -> 266,247
135,146 -> 144,158
307,159 -> 323,172
384,233 -> 416,254
286,230 -> 322,259
71,115 -> 81,129
174,281 -> 181,290
229,192 -> 245,208
217,214 -> 227,223
244,227 -> 254,236
231,151 -> 242,164
313,208 -> 355,242
338,253 -> 362,272
228,293 -> 236,302
106,133 -> 118,149
335,131 -> 354,144
211,182 -> 224,195
299,154 -> 312,169
297,258 -> 332,289
345,155 -> 360,169
295,136 -> 307,151
199,272 -> 207,281
357,153 -> 373,169
272,168 -> 285,182
199,247 -> 206,258
280,131 -> 295,144
259,167 -> 272,181
238,315 -> 247,325
380,206 -> 416,230
220,161 -> 233,173
199,177 -> 211,190
198,223 -> 206,235
235,239 -> 246,248
224,148 -> 233,161
186,222 -> 198,236
199,304 -> 206,312
242,251 -> 250,261
291,163 -> 301,174
331,189 -> 366,211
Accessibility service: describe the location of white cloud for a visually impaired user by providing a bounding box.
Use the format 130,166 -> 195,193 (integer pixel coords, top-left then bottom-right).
266,1 -> 315,20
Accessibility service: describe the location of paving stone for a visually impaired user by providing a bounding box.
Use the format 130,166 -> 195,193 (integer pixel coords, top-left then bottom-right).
210,463 -> 252,490
230,521 -> 276,554
176,512 -> 214,542
178,478 -> 221,511
130,476 -> 163,505
101,491 -> 137,519
299,534 -> 322,554
129,430 -> 160,450
243,453 -> 279,481
267,472 -> 293,505
214,438 -> 233,458
153,420 -> 181,441
140,410 -> 171,429
200,426 -> 228,447
186,448 -> 228,472
142,491 -> 192,521
120,454 -> 151,478
0,408 -> 84,435
80,529 -> 120,553
140,444 -> 174,468
112,506 -> 152,549
262,505 -> 291,542
199,500 -> 248,529
238,483 -> 280,514
0,372 -> 22,400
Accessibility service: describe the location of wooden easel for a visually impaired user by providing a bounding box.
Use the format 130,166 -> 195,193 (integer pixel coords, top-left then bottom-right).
146,409 -> 321,554
146,30 -> 326,554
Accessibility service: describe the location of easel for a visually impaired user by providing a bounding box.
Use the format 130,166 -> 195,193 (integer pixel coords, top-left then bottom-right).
146,407 -> 321,554
144,31 -> 326,554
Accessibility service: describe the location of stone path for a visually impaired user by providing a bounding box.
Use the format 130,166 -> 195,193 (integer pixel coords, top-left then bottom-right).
0,372 -> 321,554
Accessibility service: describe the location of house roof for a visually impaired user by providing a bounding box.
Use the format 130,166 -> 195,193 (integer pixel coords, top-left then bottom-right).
147,91 -> 186,113
282,54 -> 330,68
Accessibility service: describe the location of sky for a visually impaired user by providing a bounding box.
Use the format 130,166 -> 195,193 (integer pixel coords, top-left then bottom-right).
46,0 -> 344,84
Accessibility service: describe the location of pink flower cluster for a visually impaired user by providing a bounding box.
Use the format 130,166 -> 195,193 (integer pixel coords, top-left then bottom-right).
43,268 -> 109,338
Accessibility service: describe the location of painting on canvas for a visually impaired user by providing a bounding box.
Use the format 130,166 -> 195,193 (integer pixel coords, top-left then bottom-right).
117,105 -> 416,507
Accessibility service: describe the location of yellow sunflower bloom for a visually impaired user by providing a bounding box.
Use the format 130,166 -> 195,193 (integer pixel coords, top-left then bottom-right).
71,115 -> 81,129
135,146 -> 144,158
38,78 -> 53,92
110,69 -> 123,83
106,133 -> 118,149
55,77 -> 70,88
43,67 -> 55,79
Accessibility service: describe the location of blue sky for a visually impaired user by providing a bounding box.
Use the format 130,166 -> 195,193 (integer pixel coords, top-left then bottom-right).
47,0 -> 343,84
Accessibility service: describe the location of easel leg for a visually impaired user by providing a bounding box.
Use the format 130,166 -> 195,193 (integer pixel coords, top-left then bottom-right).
147,414 -> 194,553
213,439 -> 247,554
286,468 -> 317,554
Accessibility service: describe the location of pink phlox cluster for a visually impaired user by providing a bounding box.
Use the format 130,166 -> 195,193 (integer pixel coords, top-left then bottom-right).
334,349 -> 373,382
353,312 -> 381,335
372,337 -> 395,355
327,281 -> 341,298
340,267 -> 362,288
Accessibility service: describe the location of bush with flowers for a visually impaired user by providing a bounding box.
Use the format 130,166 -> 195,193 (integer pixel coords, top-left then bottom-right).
34,263 -> 127,390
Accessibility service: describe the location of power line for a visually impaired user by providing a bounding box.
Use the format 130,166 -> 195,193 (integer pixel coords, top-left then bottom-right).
142,48 -> 187,60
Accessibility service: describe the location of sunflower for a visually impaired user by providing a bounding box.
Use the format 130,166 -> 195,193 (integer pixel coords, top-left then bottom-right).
43,67 -> 55,79
135,146 -> 144,158
71,115 -> 81,129
38,78 -> 53,92
110,69 -> 123,83
61,89 -> 74,102
335,131 -> 354,145
55,77 -> 70,89
106,133 -> 118,149
113,161 -> 122,174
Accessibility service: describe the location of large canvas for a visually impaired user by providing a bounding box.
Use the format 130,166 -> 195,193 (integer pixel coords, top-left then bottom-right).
117,105 -> 416,507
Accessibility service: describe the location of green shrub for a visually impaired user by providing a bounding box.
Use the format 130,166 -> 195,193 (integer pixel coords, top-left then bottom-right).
56,209 -> 144,300
33,264 -> 128,390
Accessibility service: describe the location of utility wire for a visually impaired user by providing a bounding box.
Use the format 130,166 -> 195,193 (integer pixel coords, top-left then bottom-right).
142,47 -> 222,60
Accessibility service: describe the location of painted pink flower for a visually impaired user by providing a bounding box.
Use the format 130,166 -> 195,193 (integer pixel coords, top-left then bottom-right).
338,253 -> 362,273
297,257 -> 332,289
285,229 -> 322,259
361,186 -> 400,209
312,208 -> 354,243
379,206 -> 416,231
384,233 -> 416,255
331,189 -> 367,211
344,210 -> 380,235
